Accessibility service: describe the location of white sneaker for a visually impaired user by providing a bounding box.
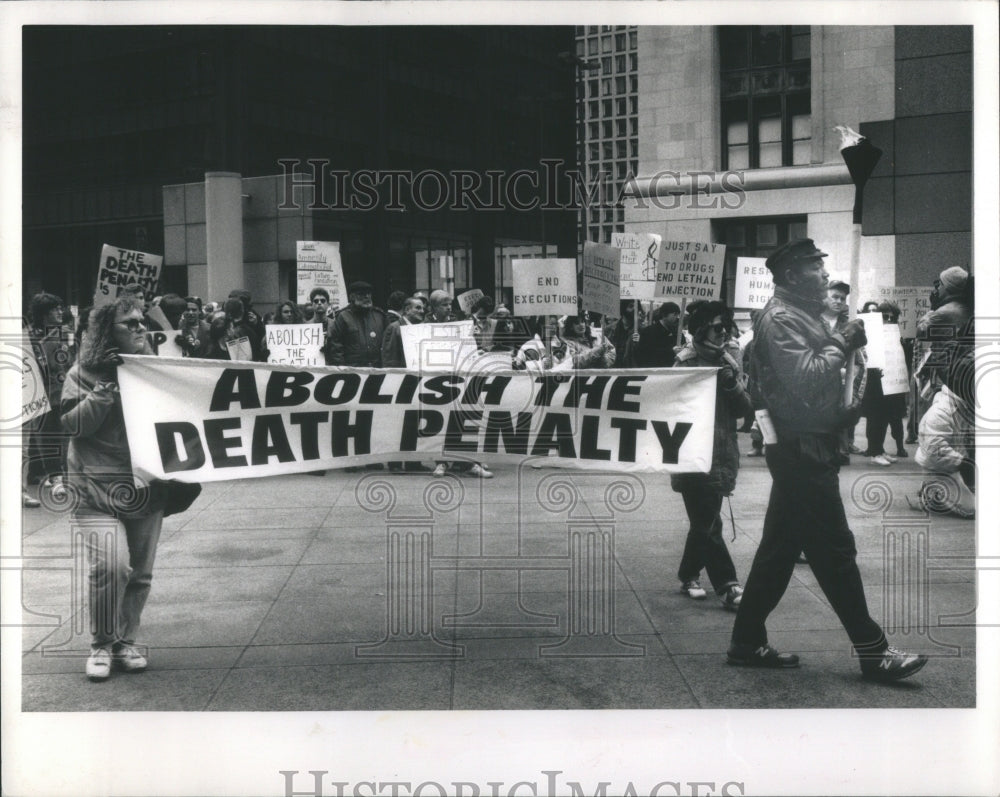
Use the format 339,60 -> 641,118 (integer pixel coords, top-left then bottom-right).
882,453 -> 898,463
870,454 -> 893,466
680,580 -> 707,599
86,647 -> 112,681
468,464 -> 493,479
113,643 -> 148,672
432,464 -> 447,477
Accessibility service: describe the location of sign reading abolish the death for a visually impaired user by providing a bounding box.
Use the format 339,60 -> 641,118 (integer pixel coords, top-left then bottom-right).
511,259 -> 578,316
581,241 -> 621,319
655,241 -> 726,302
875,286 -> 932,339
611,231 -> 659,300
117,356 -> 717,484
297,241 -> 347,308
266,324 -> 324,366
94,245 -> 163,307
733,257 -> 772,309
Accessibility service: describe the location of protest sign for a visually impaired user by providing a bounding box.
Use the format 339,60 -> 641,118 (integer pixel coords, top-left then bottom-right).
93,245 -> 163,307
265,324 -> 324,366
16,335 -> 50,426
655,241 -> 726,302
117,356 -> 718,483
457,289 -> 486,316
145,304 -> 172,332
400,321 -> 478,372
225,336 -> 253,362
611,232 -> 659,300
146,330 -> 184,358
880,324 -> 909,395
581,241 -> 621,319
511,259 -> 578,316
297,241 -> 347,308
733,257 -> 772,309
859,312 -> 885,368
875,286 -> 932,339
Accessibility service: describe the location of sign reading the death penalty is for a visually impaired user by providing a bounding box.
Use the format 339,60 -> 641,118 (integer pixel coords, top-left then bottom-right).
117,356 -> 718,484
93,245 -> 163,307
655,241 -> 726,302
265,324 -> 324,366
581,241 -> 621,319
733,257 -> 772,309
511,259 -> 578,316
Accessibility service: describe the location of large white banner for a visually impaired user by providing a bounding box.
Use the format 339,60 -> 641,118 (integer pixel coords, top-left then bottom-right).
733,257 -> 772,309
118,356 -> 718,483
297,241 -> 347,308
655,241 -> 726,302
581,241 -> 621,319
611,231 -> 659,300
511,259 -> 578,316
93,244 -> 163,307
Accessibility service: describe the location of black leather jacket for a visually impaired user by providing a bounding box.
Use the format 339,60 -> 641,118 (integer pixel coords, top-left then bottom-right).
751,286 -> 852,435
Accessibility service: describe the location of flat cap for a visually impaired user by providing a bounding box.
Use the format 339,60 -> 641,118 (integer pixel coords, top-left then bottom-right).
348,280 -> 374,294
765,238 -> 828,274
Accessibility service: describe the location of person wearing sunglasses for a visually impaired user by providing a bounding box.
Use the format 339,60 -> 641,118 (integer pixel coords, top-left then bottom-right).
61,296 -> 166,682
672,301 -> 750,612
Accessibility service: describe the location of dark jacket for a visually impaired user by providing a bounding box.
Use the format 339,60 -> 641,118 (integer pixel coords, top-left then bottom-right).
325,305 -> 388,367
633,321 -> 680,368
381,317 -> 417,368
750,286 -> 852,436
671,340 -> 752,495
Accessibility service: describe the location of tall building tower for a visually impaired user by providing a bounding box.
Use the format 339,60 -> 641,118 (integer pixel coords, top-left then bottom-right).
574,25 -> 639,247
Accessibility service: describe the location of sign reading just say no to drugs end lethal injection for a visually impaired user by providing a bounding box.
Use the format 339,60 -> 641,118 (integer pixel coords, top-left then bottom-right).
655,241 -> 726,303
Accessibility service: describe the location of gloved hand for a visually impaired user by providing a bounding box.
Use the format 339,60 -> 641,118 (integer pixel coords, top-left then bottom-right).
838,398 -> 863,429
840,318 -> 867,350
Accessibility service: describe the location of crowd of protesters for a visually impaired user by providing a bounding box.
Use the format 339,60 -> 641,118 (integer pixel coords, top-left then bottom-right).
20,250 -> 973,685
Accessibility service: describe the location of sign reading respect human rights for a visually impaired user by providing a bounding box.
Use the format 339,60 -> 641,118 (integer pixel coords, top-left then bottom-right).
117,357 -> 717,483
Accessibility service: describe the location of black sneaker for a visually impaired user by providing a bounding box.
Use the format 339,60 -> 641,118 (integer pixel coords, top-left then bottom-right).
727,643 -> 800,668
859,645 -> 928,682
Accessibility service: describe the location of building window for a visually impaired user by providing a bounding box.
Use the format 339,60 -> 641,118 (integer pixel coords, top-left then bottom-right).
713,215 -> 808,301
719,26 -> 811,170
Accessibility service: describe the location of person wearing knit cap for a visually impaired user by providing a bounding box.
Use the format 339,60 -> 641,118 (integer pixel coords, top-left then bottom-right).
671,301 -> 750,610
728,238 -> 928,682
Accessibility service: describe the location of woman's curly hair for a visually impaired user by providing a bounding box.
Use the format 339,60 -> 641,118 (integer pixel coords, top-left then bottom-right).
78,296 -> 145,370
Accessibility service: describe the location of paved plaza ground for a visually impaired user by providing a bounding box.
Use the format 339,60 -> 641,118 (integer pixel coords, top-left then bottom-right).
16,433 -> 976,712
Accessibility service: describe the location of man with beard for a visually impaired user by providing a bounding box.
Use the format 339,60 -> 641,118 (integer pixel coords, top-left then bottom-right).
325,281 -> 387,367
728,239 -> 927,682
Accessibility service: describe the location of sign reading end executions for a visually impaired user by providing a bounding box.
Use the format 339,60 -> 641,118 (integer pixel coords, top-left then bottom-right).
511,259 -> 578,316
655,241 -> 726,303
733,257 -> 772,309
93,244 -> 163,307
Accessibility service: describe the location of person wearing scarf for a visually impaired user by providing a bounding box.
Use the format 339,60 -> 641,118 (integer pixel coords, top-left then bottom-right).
671,301 -> 751,610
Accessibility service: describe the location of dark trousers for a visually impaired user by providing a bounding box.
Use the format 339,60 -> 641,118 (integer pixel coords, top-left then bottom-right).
865,413 -> 905,456
731,433 -> 884,651
677,483 -> 738,594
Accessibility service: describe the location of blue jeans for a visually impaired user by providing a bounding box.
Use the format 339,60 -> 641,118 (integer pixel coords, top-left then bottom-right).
77,511 -> 164,649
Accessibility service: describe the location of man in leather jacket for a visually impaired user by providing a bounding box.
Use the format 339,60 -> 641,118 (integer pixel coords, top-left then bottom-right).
727,238 -> 928,683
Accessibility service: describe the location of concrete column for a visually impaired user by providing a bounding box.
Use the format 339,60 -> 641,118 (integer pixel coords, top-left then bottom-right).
204,172 -> 244,300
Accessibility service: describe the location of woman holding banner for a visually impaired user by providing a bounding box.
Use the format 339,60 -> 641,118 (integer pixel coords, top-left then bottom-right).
61,296 -> 166,681
671,301 -> 750,611
552,315 -> 615,370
